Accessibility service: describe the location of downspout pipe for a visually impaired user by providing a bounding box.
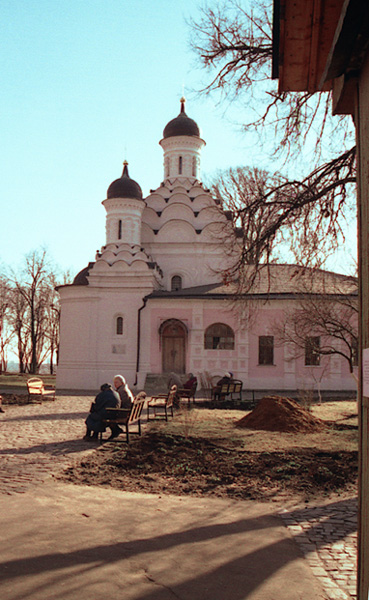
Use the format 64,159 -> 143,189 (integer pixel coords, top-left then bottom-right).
134,296 -> 148,387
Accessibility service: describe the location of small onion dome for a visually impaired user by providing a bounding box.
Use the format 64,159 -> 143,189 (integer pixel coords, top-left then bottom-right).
107,161 -> 143,200
72,262 -> 94,285
163,97 -> 200,139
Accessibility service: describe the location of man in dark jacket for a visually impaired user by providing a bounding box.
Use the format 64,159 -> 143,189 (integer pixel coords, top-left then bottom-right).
84,383 -> 121,440
213,372 -> 233,402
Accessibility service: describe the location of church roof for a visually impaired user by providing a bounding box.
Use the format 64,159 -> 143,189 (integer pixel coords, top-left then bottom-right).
148,265 -> 357,299
163,98 -> 200,139
243,264 -> 357,296
107,162 -> 143,200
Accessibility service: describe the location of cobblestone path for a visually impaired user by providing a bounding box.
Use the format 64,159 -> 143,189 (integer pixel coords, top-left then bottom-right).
0,396 -> 94,495
281,498 -> 357,599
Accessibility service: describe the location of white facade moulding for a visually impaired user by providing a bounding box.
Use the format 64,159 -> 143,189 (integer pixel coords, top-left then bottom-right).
159,135 -> 206,183
102,196 -> 146,245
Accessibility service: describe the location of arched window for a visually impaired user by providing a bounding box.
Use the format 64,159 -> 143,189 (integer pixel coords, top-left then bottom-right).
116,316 -> 123,335
204,323 -> 234,350
118,219 -> 122,240
171,275 -> 182,291
178,156 -> 183,174
192,156 -> 197,177
165,157 -> 170,177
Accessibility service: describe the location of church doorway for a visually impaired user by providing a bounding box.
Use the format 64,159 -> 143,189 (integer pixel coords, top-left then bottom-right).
160,319 -> 187,373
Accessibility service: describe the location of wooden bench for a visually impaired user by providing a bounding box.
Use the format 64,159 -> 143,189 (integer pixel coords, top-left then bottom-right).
100,392 -> 146,443
147,385 -> 177,421
27,377 -> 56,403
211,380 -> 243,403
177,384 -> 197,405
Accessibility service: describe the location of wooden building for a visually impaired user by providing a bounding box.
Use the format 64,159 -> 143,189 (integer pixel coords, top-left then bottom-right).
272,1 -> 369,597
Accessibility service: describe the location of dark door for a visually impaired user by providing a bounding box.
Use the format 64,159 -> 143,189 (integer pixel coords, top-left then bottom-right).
161,320 -> 186,373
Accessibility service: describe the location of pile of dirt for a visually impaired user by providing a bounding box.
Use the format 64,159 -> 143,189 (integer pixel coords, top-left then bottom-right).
236,395 -> 326,433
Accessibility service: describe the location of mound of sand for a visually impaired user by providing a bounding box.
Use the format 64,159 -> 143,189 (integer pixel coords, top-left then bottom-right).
236,395 -> 326,433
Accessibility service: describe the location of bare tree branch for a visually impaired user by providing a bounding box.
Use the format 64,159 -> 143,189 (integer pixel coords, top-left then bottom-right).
211,152 -> 356,293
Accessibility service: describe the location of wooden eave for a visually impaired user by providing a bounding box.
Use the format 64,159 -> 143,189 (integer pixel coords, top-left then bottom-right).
323,0 -> 369,82
273,0 -> 345,92
323,0 -> 369,114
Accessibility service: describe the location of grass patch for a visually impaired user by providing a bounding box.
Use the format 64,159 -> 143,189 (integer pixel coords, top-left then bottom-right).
0,372 -> 56,390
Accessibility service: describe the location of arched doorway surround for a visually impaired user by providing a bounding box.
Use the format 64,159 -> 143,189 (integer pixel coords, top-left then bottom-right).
159,319 -> 187,374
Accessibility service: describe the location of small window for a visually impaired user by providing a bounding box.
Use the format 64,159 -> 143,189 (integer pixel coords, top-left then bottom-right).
165,157 -> 170,177
118,219 -> 122,240
192,156 -> 197,177
204,323 -> 234,350
179,156 -> 183,174
258,336 -> 274,365
305,336 -> 320,366
116,317 -> 123,335
171,275 -> 182,291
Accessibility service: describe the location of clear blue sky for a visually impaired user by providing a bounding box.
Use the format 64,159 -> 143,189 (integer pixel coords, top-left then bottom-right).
1,0 -> 356,277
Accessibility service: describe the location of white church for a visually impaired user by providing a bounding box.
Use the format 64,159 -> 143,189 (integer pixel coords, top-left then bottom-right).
56,99 -> 357,395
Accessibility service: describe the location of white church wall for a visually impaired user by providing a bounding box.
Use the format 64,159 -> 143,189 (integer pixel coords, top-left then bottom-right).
189,186 -> 209,197
155,220 -> 197,243
146,243 -> 224,289
165,192 -> 193,205
56,288 -> 100,390
56,284 -> 153,391
160,203 -> 195,224
144,195 -> 167,211
191,195 -> 217,211
141,223 -> 156,243
141,207 -> 160,229
195,206 -> 225,228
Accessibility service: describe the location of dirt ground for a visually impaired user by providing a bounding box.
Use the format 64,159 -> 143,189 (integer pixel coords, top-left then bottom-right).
60,398 -> 358,504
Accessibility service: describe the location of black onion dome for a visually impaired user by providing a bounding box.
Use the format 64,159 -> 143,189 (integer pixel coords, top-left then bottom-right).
107,162 -> 143,200
163,98 -> 200,139
72,262 -> 94,285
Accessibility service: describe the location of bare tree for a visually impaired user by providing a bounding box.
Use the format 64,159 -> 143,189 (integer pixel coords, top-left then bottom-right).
212,156 -> 356,292
43,270 -> 73,374
273,277 -> 358,375
212,166 -> 284,265
0,277 -> 13,373
7,251 -> 50,373
7,286 -> 28,373
190,1 -> 356,279
190,1 -> 353,152
5,250 -> 67,374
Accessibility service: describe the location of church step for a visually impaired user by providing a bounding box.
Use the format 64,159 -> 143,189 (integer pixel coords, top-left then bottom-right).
143,373 -> 185,394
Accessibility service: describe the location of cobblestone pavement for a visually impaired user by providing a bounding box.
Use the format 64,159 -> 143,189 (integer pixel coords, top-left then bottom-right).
0,396 -> 358,599
281,500 -> 357,600
0,395 -> 94,495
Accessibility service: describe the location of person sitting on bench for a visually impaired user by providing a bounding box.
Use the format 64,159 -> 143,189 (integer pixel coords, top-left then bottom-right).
84,383 -> 121,441
183,372 -> 197,391
213,372 -> 233,401
113,374 -> 134,409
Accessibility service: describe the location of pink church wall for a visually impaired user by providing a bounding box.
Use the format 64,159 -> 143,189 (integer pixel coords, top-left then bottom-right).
149,307 -> 194,373
202,310 -> 238,373
140,296 -> 356,392
249,307 -> 285,378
